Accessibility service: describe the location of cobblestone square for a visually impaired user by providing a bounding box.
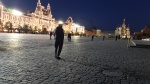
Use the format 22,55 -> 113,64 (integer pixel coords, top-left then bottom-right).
0,33 -> 150,84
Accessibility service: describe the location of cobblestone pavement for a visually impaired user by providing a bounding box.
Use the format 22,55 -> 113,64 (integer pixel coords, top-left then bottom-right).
0,33 -> 150,84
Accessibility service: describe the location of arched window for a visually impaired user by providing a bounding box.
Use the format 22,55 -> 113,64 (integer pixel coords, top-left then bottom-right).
5,15 -> 7,19
10,16 -> 12,20
20,17 -> 23,22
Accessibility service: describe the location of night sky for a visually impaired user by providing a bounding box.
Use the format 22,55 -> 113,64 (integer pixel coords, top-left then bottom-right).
1,0 -> 150,34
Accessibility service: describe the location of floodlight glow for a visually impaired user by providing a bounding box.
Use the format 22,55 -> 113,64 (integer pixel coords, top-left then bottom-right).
12,10 -> 23,16
58,21 -> 63,24
75,24 -> 79,27
3,29 -> 8,32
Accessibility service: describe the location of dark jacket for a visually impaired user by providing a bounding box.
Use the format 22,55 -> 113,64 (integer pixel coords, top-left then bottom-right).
54,25 -> 64,42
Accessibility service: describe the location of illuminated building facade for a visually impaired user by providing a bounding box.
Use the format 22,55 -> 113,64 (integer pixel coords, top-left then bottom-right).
0,0 -> 85,34
63,17 -> 85,34
115,19 -> 130,38
133,26 -> 150,40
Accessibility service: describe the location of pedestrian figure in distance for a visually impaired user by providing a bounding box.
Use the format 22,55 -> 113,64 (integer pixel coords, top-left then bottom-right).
50,31 -> 53,40
118,35 -> 120,41
103,35 -> 105,41
92,35 -> 94,41
80,34 -> 82,37
54,24 -> 64,59
115,35 -> 118,41
68,32 -> 71,42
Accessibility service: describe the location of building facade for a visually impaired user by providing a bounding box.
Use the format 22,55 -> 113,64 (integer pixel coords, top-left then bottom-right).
115,19 -> 130,38
63,17 -> 85,34
133,26 -> 150,40
0,0 -> 84,34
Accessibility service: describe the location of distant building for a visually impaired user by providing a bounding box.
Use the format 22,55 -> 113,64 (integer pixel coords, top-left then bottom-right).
133,26 -> 150,40
63,17 -> 85,34
115,19 -> 130,38
0,0 -> 56,33
0,0 -> 85,34
101,31 -> 115,38
96,29 -> 102,36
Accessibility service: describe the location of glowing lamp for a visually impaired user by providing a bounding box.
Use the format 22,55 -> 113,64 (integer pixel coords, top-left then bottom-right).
58,21 -> 63,24
75,24 -> 80,27
12,10 -> 23,16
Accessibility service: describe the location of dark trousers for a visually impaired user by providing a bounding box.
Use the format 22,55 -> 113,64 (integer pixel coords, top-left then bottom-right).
115,36 -> 118,41
68,37 -> 71,41
55,41 -> 63,57
103,38 -> 105,41
92,37 -> 94,41
50,35 -> 52,40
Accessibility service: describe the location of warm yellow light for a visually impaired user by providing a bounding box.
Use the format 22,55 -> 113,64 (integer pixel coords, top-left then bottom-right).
3,29 -> 8,32
75,24 -> 80,27
58,21 -> 63,24
12,10 -> 23,16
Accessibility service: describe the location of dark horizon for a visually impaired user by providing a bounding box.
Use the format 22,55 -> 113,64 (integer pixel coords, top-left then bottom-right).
1,0 -> 150,34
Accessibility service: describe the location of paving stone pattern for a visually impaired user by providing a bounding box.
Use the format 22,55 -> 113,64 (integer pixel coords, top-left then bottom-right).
0,33 -> 150,84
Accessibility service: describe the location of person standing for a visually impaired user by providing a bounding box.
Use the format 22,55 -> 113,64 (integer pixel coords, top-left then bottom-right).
68,32 -> 71,42
54,24 -> 64,59
50,31 -> 53,40
118,35 -> 120,41
103,35 -> 105,41
92,35 -> 94,41
115,35 -> 118,41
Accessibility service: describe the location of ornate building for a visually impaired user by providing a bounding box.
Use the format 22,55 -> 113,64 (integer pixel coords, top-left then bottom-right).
115,19 -> 130,38
63,17 -> 85,34
0,0 -> 85,34
133,26 -> 150,40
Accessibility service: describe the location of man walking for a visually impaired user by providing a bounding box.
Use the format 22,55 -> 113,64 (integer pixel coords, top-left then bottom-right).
54,23 -> 64,59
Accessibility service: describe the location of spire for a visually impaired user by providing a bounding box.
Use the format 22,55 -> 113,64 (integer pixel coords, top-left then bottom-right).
127,24 -> 130,29
35,0 -> 42,12
46,3 -> 51,15
47,3 -> 50,7
122,19 -> 126,29
38,0 -> 41,5
123,19 -> 126,25
47,3 -> 50,9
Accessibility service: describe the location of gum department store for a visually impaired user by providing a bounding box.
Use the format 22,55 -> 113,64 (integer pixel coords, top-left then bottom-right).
0,0 -> 85,34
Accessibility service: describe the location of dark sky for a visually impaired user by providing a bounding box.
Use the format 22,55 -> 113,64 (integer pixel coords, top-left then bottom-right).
1,0 -> 150,34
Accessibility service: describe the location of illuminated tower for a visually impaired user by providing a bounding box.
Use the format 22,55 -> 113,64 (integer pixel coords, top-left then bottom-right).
122,19 -> 126,29
47,3 -> 52,18
47,3 -> 50,14
35,0 -> 42,14
122,19 -> 127,37
126,25 -> 130,38
65,17 -> 74,33
115,19 -> 130,38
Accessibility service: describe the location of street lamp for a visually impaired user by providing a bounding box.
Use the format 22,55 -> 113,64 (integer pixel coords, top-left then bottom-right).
12,9 -> 23,16
58,21 -> 63,24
